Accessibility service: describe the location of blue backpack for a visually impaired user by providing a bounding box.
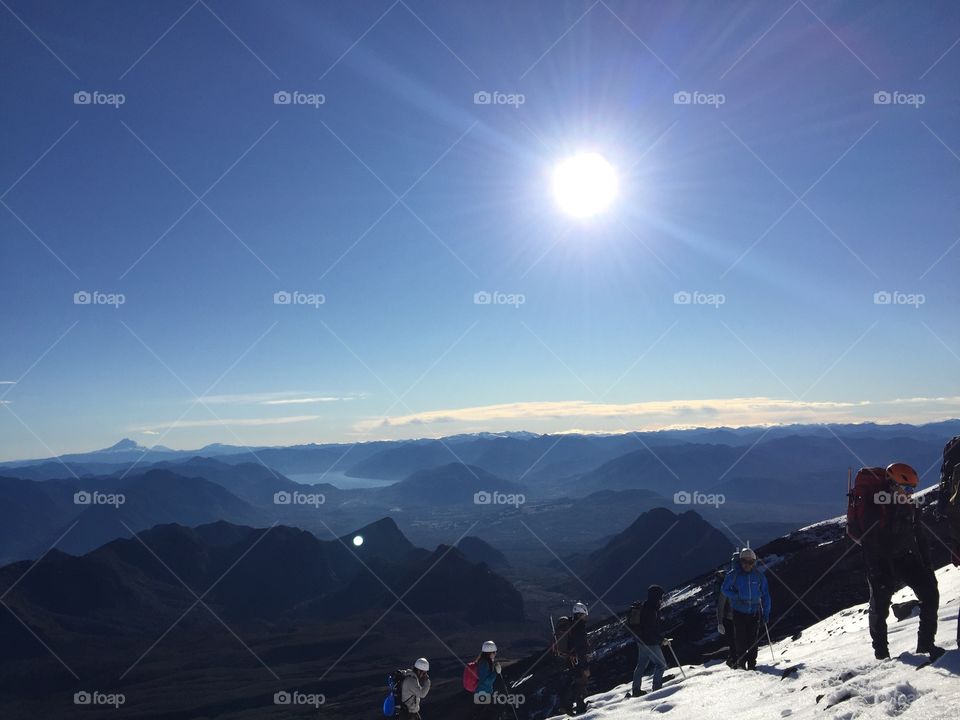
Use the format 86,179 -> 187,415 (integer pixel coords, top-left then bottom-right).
382,669 -> 404,716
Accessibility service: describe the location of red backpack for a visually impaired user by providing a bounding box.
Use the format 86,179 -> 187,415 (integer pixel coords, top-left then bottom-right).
846,467 -> 890,544
462,661 -> 479,693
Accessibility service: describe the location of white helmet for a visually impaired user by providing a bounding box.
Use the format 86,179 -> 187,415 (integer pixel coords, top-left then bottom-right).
572,602 -> 588,616
739,547 -> 757,562
414,657 -> 430,672
481,640 -> 497,653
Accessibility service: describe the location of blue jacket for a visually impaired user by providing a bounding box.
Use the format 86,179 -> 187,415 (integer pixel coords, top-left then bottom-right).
475,658 -> 497,695
721,567 -> 771,621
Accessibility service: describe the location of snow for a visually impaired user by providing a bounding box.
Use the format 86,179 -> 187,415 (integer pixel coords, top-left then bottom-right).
663,584 -> 704,608
553,565 -> 960,720
797,515 -> 846,532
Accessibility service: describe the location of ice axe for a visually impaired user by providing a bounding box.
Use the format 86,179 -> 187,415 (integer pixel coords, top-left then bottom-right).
663,638 -> 687,679
496,671 -> 520,720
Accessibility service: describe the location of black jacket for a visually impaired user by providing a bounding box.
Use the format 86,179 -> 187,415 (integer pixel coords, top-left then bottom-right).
568,615 -> 589,660
631,586 -> 665,645
861,498 -> 931,578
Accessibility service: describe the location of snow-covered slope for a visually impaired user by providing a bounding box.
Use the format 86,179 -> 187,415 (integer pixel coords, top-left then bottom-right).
557,565 -> 960,720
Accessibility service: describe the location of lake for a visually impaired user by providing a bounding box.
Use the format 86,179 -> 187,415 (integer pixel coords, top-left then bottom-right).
288,470 -> 396,490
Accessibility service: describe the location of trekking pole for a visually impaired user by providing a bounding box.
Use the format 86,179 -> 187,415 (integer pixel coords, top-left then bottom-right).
760,600 -> 775,664
663,638 -> 687,679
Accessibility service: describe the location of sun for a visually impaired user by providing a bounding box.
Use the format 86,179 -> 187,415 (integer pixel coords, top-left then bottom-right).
552,152 -> 619,219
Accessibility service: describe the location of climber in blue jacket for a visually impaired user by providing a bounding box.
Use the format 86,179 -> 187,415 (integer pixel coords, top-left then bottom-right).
721,547 -> 771,670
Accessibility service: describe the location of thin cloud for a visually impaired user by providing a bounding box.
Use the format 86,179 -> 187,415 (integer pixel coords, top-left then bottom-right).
135,415 -> 322,432
198,391 -> 353,406
261,396 -> 343,405
354,396 -> 960,434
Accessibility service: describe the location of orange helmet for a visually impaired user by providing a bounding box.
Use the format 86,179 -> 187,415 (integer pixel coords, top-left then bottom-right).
886,462 -> 919,488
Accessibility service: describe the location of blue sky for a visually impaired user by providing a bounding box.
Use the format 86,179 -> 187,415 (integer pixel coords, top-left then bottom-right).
1,0 -> 959,460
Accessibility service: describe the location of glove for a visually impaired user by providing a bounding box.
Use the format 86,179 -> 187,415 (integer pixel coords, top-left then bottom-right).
494,663 -> 501,674
718,622 -> 725,635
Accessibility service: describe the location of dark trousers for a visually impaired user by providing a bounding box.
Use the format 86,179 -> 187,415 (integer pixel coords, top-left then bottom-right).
868,558 -> 939,653
732,610 -> 761,669
471,704 -> 500,720
560,663 -> 588,712
471,703 -> 500,720
722,617 -> 736,661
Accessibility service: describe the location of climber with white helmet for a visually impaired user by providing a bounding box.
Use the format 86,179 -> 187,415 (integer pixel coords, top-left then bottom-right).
472,640 -> 502,718
559,601 -> 591,715
398,657 -> 431,719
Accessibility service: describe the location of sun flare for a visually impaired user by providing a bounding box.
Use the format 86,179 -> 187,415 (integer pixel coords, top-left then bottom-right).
552,152 -> 619,218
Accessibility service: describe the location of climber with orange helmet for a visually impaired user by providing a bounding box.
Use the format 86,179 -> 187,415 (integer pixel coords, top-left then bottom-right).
861,462 -> 944,661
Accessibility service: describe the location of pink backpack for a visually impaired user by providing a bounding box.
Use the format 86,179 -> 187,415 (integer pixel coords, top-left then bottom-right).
462,661 -> 479,692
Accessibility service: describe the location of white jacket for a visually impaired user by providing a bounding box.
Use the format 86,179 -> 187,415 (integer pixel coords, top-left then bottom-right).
400,669 -> 430,713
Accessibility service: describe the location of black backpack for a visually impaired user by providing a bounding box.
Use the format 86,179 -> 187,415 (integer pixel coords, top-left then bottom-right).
626,601 -> 644,630
553,615 -> 572,656
941,436 -> 960,541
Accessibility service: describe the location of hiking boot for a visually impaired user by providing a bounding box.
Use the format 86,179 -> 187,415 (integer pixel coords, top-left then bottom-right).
917,642 -> 946,661
874,648 -> 890,660
725,658 -> 736,668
